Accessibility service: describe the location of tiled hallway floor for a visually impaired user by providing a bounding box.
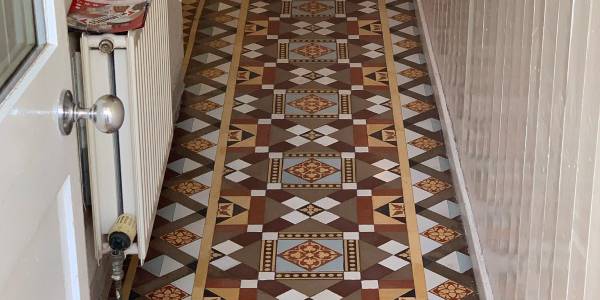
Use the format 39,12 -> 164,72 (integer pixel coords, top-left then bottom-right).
128,0 -> 479,299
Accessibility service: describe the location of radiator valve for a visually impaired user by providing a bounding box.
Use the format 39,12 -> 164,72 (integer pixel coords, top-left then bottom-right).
108,214 -> 137,300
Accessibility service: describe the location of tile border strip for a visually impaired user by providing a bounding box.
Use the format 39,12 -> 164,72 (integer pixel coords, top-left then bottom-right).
182,0 -> 208,74
378,0 -> 427,298
190,0 -> 251,298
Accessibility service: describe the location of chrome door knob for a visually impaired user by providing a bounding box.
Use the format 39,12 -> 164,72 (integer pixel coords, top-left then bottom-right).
59,90 -> 125,135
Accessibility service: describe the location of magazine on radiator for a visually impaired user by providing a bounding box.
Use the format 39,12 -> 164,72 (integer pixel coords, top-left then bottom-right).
67,0 -> 149,33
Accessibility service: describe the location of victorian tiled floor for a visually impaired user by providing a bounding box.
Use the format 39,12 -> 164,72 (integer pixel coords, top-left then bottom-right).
127,0 -> 479,299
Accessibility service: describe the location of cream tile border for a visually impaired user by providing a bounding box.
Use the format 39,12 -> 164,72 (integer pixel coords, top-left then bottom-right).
191,0 -> 250,298
120,255 -> 139,299
182,0 -> 208,74
378,0 -> 427,298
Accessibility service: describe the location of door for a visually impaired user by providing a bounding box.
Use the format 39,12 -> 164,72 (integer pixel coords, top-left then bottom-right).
0,0 -> 90,299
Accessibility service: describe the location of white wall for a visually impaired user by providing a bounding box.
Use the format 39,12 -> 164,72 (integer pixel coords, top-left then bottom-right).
417,0 -> 600,298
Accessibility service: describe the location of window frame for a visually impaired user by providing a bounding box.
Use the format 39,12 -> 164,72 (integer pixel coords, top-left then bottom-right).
0,0 -> 47,102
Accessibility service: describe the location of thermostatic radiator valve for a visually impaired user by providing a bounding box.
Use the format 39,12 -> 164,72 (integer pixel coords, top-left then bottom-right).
109,214 -> 137,300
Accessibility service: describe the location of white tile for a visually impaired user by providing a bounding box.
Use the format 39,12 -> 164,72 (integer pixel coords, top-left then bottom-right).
293,21 -> 311,28
213,240 -> 243,255
262,232 -> 278,240
312,211 -> 339,224
367,104 -> 390,114
282,196 -> 309,209
315,21 -> 334,28
315,77 -> 336,85
417,215 -> 438,232
247,225 -> 263,232
210,256 -> 241,271
422,156 -> 450,172
359,225 -> 375,232
341,152 -> 355,158
414,118 -> 442,132
226,159 -> 251,170
367,95 -> 389,104
287,136 -> 310,146
314,125 -> 337,135
251,190 -> 266,196
357,189 -> 372,196
344,272 -> 361,280
312,290 -> 342,300
373,159 -> 399,170
142,255 -> 184,277
184,219 -> 205,236
316,68 -> 336,76
241,280 -> 258,288
314,136 -> 337,146
290,77 -> 311,85
176,118 -> 210,132
172,273 -> 195,294
277,290 -> 308,300
255,146 -> 269,153
403,128 -> 422,142
259,272 -> 275,280
267,183 -> 282,190
412,186 -> 433,202
157,203 -> 195,222
186,82 -> 216,95
235,104 -> 255,113
225,171 -> 250,182
282,211 -> 310,224
425,269 -> 448,290
410,168 -> 430,184
429,200 -> 461,219
287,124 -> 310,135
342,183 -> 357,190
419,235 -> 442,254
343,232 -> 359,240
379,256 -> 409,271
313,197 -> 340,209
437,251 -> 473,273
269,152 -> 283,158
361,280 -> 379,289
315,28 -> 334,35
374,171 -> 400,182
180,239 -> 202,257
290,67 -> 311,76
363,50 -> 383,58
378,240 -> 408,255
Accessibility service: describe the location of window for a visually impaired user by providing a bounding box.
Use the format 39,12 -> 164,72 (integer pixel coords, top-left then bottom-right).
0,0 -> 43,97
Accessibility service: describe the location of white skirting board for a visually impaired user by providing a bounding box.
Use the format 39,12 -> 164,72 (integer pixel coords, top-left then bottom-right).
414,1 -> 493,299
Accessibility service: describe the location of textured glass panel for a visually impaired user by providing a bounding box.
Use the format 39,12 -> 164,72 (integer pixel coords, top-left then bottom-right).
0,0 -> 37,89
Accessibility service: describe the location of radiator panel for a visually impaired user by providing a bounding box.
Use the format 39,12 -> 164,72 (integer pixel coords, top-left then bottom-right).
124,0 -> 176,262
80,0 -> 182,262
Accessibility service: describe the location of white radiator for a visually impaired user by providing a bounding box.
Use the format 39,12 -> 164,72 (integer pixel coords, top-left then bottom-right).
80,0 -> 183,262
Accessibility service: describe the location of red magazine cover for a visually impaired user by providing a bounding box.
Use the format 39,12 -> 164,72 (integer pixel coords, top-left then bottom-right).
67,0 -> 149,33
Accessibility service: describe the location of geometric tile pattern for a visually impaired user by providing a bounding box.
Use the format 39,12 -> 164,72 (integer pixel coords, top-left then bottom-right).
127,0 -> 478,299
195,0 -> 434,299
127,0 -> 242,298
386,0 -> 479,298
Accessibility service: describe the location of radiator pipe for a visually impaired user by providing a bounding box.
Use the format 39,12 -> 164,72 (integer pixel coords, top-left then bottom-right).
111,250 -> 125,300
